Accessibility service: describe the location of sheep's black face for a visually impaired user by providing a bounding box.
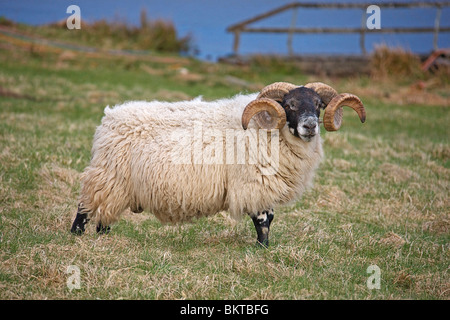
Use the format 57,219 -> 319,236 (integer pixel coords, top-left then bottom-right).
282,87 -> 324,142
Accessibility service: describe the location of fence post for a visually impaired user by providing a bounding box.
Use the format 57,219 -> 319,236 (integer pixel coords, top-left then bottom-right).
360,9 -> 367,55
287,8 -> 298,56
233,30 -> 241,55
433,6 -> 442,50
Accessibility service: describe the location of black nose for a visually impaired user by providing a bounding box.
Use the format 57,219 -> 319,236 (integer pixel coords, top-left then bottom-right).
303,121 -> 317,130
303,117 -> 317,131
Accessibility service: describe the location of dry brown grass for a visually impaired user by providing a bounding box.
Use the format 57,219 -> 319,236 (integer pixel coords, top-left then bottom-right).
335,45 -> 449,107
370,45 -> 423,79
0,28 -> 448,300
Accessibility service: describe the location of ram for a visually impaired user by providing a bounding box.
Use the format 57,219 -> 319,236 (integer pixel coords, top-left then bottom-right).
71,82 -> 366,246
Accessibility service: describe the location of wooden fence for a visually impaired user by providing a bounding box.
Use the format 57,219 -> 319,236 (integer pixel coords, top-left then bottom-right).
226,1 -> 450,55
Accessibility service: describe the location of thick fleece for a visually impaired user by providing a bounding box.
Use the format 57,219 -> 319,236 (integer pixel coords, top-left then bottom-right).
78,93 -> 323,226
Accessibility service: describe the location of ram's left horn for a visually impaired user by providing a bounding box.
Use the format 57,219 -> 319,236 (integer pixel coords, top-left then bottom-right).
322,93 -> 366,131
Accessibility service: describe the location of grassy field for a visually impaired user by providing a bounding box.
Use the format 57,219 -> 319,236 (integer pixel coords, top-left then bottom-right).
0,25 -> 449,300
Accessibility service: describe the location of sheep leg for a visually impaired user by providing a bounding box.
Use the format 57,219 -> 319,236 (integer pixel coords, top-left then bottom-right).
70,203 -> 90,235
250,209 -> 274,247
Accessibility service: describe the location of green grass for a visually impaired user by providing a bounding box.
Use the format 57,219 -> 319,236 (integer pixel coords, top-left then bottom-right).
2,11 -> 191,54
0,26 -> 449,300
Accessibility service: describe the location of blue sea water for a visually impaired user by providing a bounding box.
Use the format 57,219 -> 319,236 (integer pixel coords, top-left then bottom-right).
0,0 -> 449,61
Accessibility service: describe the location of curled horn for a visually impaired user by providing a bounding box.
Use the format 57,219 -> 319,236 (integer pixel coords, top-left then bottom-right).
322,94 -> 366,131
241,98 -> 286,130
242,82 -> 297,130
304,82 -> 338,105
257,82 -> 298,101
304,82 -> 366,131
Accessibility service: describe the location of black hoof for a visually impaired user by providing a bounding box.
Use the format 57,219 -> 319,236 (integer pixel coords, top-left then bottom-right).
96,224 -> 111,234
71,212 -> 88,235
255,239 -> 269,248
71,226 -> 84,235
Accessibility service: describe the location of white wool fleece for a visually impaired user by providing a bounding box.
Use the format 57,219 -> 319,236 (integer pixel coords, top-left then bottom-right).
78,93 -> 323,225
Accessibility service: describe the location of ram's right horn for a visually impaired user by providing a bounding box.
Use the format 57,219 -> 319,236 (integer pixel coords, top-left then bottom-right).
241,98 -> 286,130
241,82 -> 298,130
257,82 -> 298,102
